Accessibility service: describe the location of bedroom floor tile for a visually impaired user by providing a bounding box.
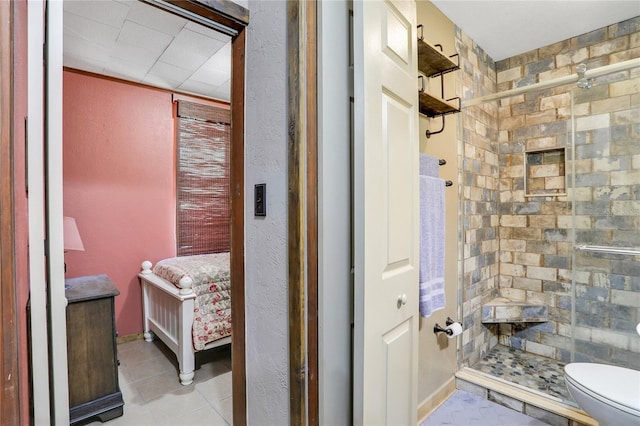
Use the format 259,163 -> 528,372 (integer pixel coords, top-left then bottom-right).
152,404 -> 228,426
84,338 -> 232,426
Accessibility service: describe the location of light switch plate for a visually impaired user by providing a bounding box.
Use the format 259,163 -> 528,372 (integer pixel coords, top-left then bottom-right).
255,183 -> 266,216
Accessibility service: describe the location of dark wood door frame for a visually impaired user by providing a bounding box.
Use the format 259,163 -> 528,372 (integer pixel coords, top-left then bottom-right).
1,0 -> 21,423
287,0 -> 318,424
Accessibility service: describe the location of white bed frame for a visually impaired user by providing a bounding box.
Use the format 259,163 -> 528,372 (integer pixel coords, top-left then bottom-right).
139,260 -> 232,385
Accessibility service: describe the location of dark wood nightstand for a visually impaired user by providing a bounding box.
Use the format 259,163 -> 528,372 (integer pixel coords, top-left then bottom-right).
65,274 -> 124,424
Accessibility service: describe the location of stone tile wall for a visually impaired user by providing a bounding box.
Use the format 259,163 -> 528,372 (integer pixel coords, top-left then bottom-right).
455,28 -> 500,367
457,16 -> 639,369
494,16 -> 640,367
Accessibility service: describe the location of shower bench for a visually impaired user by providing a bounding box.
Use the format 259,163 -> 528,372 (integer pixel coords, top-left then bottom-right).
481,296 -> 548,323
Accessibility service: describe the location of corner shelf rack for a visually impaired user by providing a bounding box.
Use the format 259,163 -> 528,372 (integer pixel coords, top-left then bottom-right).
417,25 -> 460,137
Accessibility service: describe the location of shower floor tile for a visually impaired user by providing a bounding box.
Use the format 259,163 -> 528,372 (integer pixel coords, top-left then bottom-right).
470,345 -> 575,406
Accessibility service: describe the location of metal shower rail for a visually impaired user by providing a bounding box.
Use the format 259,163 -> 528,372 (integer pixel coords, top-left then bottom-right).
575,244 -> 640,256
463,57 -> 640,107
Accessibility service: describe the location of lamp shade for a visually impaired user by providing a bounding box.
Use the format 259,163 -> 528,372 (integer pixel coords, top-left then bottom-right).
63,217 -> 85,251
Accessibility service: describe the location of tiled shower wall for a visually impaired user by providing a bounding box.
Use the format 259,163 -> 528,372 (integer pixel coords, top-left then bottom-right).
495,16 -> 640,366
455,29 -> 499,367
457,16 -> 640,368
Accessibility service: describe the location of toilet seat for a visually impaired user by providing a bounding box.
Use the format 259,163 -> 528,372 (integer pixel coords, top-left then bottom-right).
564,363 -> 640,416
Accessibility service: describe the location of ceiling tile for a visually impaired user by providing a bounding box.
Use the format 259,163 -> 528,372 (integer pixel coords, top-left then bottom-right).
211,81 -> 231,101
147,61 -> 193,83
189,44 -> 231,86
63,54 -> 107,75
64,32 -> 114,65
117,20 -> 174,55
185,21 -> 231,43
142,74 -> 184,91
189,66 -> 229,87
159,29 -> 227,71
63,0 -> 130,29
104,57 -> 151,82
178,79 -> 225,100
63,0 -> 232,101
125,1 -> 187,36
64,11 -> 120,48
109,41 -> 159,71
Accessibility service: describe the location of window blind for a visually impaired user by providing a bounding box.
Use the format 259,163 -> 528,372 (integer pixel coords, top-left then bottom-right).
176,100 -> 231,256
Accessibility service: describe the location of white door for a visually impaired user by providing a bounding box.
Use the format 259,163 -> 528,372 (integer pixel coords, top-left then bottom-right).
352,0 -> 419,424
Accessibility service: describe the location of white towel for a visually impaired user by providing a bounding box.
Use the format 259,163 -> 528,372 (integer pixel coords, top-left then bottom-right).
419,175 -> 446,318
420,153 -> 440,178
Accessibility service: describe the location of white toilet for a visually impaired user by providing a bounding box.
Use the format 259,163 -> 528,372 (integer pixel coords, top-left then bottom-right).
564,363 -> 640,426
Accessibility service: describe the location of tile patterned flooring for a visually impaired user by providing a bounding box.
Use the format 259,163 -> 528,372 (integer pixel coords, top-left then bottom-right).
422,390 -> 550,426
470,344 -> 575,406
85,338 -> 232,426
91,341 -> 566,425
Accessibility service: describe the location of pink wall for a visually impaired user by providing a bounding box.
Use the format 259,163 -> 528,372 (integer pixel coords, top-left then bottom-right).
63,71 -> 176,336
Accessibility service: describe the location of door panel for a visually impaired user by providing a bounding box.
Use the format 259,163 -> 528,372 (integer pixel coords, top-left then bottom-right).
353,0 -> 419,424
383,319 -> 414,425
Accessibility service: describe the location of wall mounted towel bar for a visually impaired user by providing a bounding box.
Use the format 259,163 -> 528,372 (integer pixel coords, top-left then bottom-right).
575,245 -> 640,256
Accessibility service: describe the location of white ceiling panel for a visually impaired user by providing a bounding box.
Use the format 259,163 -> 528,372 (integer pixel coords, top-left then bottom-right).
159,29 -> 227,71
147,61 -> 194,83
211,81 -> 231,101
178,79 -> 223,98
142,73 -> 184,91
64,32 -> 114,64
63,54 -> 107,75
190,55 -> 231,86
108,41 -> 158,69
185,21 -> 232,43
63,0 -> 130,29
106,57 -> 153,81
190,67 -> 230,87
116,20 -> 174,55
125,1 -> 187,35
64,11 -> 120,47
63,0 -> 232,102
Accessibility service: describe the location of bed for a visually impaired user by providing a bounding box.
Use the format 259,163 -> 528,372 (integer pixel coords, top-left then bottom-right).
138,253 -> 231,385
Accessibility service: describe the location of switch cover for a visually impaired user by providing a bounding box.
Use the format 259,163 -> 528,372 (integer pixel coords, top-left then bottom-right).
255,183 -> 266,216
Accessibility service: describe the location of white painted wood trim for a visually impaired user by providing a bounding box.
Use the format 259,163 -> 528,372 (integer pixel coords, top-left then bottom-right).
27,2 -> 50,423
317,1 -> 352,425
46,1 -> 70,422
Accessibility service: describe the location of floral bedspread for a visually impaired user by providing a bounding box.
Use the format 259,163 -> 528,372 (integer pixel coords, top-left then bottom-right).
153,253 -> 231,351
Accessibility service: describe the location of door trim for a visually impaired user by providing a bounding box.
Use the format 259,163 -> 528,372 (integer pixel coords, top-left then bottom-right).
0,0 -> 20,422
287,0 -> 319,424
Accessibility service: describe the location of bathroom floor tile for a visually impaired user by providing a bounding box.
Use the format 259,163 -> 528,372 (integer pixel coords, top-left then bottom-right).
422,390 -> 550,426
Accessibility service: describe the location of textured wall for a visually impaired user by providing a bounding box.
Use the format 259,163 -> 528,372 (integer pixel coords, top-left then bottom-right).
455,28 -> 500,368
495,16 -> 640,367
244,0 -> 289,423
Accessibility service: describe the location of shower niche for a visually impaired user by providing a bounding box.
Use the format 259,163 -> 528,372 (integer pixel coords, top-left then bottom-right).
524,147 -> 567,198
